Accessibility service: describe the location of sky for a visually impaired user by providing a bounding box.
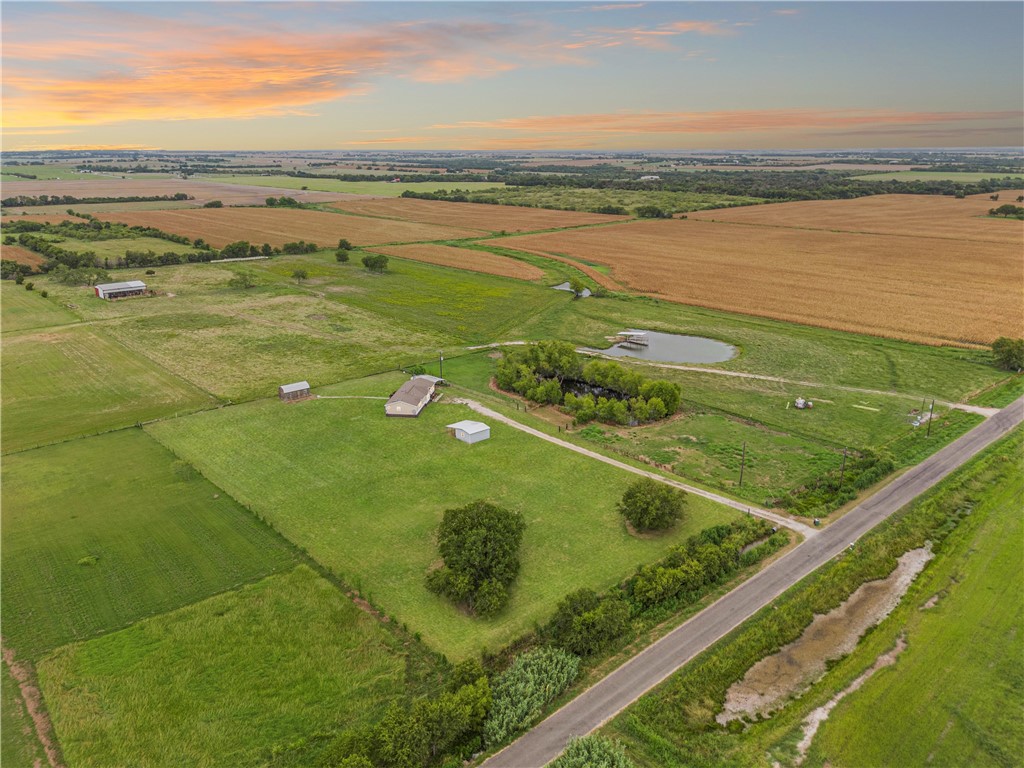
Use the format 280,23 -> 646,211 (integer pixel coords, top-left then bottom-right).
2,1 -> 1022,152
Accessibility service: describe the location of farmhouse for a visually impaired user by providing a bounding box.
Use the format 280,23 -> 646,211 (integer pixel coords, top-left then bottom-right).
94,280 -> 146,300
279,381 -> 312,401
385,377 -> 436,417
446,420 -> 490,444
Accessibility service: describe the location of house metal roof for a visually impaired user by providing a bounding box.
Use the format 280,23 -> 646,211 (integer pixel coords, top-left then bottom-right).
96,280 -> 147,291
279,381 -> 311,393
446,420 -> 489,434
413,374 -> 444,384
387,378 -> 435,406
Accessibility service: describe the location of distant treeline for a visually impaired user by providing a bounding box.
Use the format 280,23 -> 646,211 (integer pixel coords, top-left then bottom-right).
2,193 -> 193,207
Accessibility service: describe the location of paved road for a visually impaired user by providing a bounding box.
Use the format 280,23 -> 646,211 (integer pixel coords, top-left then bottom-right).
482,395 -> 1024,768
450,397 -> 817,537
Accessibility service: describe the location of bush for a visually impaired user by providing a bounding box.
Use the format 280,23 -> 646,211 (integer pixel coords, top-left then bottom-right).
39,290 -> 48,298
549,736 -> 636,768
543,588 -> 631,657
992,337 -> 1024,371
426,501 -> 526,618
618,477 -> 686,532
484,647 -> 580,746
362,253 -> 389,273
145,269 -> 156,275
335,249 -> 350,263
24,282 -> 34,291
202,200 -> 224,208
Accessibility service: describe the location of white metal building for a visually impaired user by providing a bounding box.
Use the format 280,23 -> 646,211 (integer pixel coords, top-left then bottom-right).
446,420 -> 490,444
94,280 -> 146,299
279,381 -> 312,401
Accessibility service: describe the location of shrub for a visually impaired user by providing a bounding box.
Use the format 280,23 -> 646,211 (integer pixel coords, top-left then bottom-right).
992,337 -> 1024,371
24,281 -> 34,291
39,290 -> 48,298
543,588 -> 631,657
484,647 -> 580,746
618,478 -> 687,532
362,253 -> 389,273
550,735 -> 636,768
335,249 -> 350,263
202,200 -> 224,208
145,269 -> 156,275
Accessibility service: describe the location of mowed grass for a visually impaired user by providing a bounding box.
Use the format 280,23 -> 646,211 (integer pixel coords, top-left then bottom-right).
0,429 -> 298,659
147,384 -> 736,659
2,324 -> 214,453
805,448 -> 1024,767
204,173 -> 503,197
1,281 -> 79,332
38,565 -> 406,768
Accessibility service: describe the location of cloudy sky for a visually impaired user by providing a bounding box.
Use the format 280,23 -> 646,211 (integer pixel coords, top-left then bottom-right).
3,1 -> 1022,151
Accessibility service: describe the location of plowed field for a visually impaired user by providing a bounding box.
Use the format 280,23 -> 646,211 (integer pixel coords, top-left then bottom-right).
0,245 -> 45,268
366,244 -> 544,280
501,216 -> 1023,345
330,197 -> 627,232
689,193 -> 1024,243
94,208 -> 480,248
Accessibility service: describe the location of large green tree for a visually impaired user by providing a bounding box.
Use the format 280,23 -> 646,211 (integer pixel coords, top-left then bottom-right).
992,337 -> 1024,371
618,477 -> 687,532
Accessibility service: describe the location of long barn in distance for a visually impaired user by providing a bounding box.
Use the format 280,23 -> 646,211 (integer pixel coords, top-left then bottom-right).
94,280 -> 147,300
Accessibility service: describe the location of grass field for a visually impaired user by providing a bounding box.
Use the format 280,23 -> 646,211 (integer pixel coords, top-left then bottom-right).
1,663 -> 47,768
0,281 -> 79,332
203,174 -> 503,197
367,243 -> 546,280
38,565 -> 406,768
500,212 -> 1023,345
147,380 -> 737,659
601,426 -> 1023,768
1,323 -> 214,453
458,186 -> 766,214
95,207 -> 483,248
330,196 -> 629,232
2,200 -> 198,215
54,236 -> 203,259
851,170 -> 1024,182
805,446 -> 1023,767
0,429 -> 299,659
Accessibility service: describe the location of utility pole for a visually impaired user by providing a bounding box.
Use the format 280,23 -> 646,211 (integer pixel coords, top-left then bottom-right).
926,399 -> 935,437
738,441 -> 747,487
439,352 -> 444,380
839,447 -> 848,487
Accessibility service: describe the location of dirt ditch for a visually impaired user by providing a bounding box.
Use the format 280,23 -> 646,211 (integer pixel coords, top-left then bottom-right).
2,642 -> 64,768
717,546 -> 933,724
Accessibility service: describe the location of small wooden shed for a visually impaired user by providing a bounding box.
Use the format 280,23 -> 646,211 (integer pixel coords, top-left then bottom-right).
279,381 -> 311,401
446,420 -> 490,444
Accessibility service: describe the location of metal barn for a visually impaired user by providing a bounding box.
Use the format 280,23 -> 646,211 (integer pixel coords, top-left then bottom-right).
279,381 -> 312,401
446,420 -> 490,444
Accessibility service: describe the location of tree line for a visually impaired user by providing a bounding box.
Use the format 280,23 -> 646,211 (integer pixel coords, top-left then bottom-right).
2,193 -> 192,207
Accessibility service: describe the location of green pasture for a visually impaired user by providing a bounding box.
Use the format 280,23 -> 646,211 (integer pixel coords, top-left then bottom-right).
204,174 -> 504,197
147,383 -> 736,659
806,444 -> 1023,767
0,281 -> 79,332
0,429 -> 298,659
1,323 -> 213,453
464,187 -> 765,214
38,565 -> 406,768
1,663 -> 47,768
601,427 -> 1022,768
851,170 -> 1024,182
53,236 -> 201,259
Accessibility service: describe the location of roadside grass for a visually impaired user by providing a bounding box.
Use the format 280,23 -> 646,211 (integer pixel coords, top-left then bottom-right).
509,296 -> 1007,402
461,187 -> 765,214
804,444 -> 1023,767
147,385 -> 737,660
38,565 -> 406,768
0,429 -> 298,659
203,174 -> 503,197
0,281 -> 79,332
851,170 -> 1024,182
600,427 -> 1023,767
1,663 -> 47,768
970,373 -> 1024,408
1,324 -> 214,453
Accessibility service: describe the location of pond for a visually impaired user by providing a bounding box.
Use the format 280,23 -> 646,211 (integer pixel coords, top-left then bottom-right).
583,329 -> 736,364
552,281 -> 592,298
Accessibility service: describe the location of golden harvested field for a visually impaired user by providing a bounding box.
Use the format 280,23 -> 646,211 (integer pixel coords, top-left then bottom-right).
366,244 -> 544,281
0,245 -> 45,267
501,216 -> 1023,345
330,197 -> 628,233
94,208 -> 481,248
690,193 -> 1024,243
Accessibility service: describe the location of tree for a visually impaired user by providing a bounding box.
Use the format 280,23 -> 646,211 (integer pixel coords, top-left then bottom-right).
989,204 -> 1024,219
362,253 -> 389,273
265,197 -> 278,207
618,477 -> 686,532
336,249 -> 350,263
227,270 -> 258,289
292,268 -> 308,284
569,276 -> 587,298
261,243 -> 273,257
338,238 -> 353,250
220,241 -> 250,260
634,204 -> 669,219
992,337 -> 1024,371
426,500 -> 526,617
544,588 -> 631,657
202,200 -> 223,208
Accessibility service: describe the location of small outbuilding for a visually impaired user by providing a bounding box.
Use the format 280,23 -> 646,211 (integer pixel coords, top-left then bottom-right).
94,280 -> 146,300
279,381 -> 312,401
385,377 -> 436,417
446,420 -> 490,444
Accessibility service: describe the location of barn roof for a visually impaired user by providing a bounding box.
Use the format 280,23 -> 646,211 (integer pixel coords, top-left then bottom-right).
387,378 -> 435,406
279,381 -> 311,394
96,280 -> 147,291
446,420 -> 489,434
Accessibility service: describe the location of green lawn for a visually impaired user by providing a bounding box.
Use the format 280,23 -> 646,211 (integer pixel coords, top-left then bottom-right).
1,323 -> 214,453
204,174 -> 504,197
805,442 -> 1023,767
147,379 -> 736,659
1,663 -> 47,768
38,565 -> 406,768
0,281 -> 80,333
0,429 -> 298,658
851,170 -> 1024,182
